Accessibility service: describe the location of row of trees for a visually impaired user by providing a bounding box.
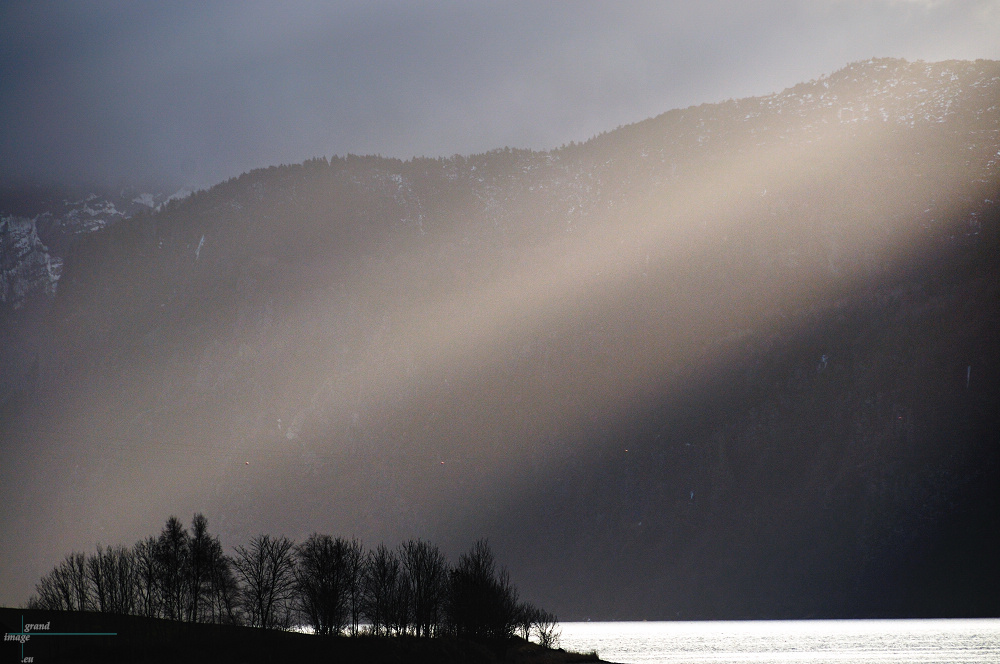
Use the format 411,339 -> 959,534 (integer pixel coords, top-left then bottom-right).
27,515 -> 559,646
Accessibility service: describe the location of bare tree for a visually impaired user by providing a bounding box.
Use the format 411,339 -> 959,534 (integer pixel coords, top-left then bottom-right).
133,536 -> 162,618
363,543 -> 403,636
26,570 -> 61,610
187,513 -> 225,622
206,551 -> 241,625
87,547 -> 109,612
233,534 -> 297,629
27,553 -> 86,611
532,609 -> 561,649
389,565 -> 411,637
23,518 -> 562,644
343,538 -> 365,636
493,568 -> 521,639
514,601 -> 536,641
155,516 -> 190,621
109,545 -> 138,616
399,539 -> 448,637
87,544 -> 136,615
295,534 -> 352,635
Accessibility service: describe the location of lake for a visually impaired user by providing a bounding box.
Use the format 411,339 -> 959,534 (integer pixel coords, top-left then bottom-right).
559,619 -> 1000,663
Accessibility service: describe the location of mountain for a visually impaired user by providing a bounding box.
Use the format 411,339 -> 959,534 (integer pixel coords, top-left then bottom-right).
0,185 -> 194,310
0,215 -> 62,311
1,58 -> 998,618
1,186 -> 194,404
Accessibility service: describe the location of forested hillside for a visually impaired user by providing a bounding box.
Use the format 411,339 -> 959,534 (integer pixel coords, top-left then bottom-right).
2,58 -> 998,618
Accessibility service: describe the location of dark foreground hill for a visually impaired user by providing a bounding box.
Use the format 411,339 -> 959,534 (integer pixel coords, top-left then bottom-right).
0,608 -> 604,664
1,58 -> 999,618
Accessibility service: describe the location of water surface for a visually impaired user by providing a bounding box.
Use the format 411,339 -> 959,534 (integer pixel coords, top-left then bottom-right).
559,619 -> 1000,663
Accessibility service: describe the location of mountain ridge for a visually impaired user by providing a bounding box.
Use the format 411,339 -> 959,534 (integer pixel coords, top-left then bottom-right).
1,58 -> 998,618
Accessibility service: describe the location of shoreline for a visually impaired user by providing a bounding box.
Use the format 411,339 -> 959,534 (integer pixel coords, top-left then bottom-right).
0,607 -> 614,664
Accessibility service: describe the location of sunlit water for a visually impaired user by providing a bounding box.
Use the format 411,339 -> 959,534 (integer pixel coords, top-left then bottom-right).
559,619 -> 1000,663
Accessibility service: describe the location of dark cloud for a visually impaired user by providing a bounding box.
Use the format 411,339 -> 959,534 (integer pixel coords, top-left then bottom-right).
1,0 -> 998,188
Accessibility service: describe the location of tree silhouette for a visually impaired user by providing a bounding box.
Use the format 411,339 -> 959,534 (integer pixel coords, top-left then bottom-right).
532,608 -> 561,648
28,552 -> 89,611
232,534 -> 296,629
206,547 -> 241,624
295,534 -> 351,635
399,538 -> 448,637
514,601 -> 536,641
447,540 -> 520,641
362,543 -> 403,636
25,519 -> 560,647
133,536 -> 162,618
187,513 -> 213,621
86,544 -> 135,615
184,514 -> 233,624
155,516 -> 190,621
343,538 -> 365,636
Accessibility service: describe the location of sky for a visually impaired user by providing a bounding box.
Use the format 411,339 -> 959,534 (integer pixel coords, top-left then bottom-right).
1,0 -> 999,190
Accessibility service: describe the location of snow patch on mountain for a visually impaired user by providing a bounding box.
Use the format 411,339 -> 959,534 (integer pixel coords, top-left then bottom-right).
155,187 -> 193,211
749,58 -> 999,129
133,193 -> 156,208
0,216 -> 63,309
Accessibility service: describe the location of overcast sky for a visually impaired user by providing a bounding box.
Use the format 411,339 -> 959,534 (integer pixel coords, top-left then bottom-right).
2,0 -> 998,189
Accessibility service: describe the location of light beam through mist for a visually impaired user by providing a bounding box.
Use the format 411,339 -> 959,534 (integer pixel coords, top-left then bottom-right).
3,60 -> 998,606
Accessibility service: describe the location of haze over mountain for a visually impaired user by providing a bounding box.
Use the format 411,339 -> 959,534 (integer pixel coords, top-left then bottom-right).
1,57 -> 998,619
3,2 -> 999,189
